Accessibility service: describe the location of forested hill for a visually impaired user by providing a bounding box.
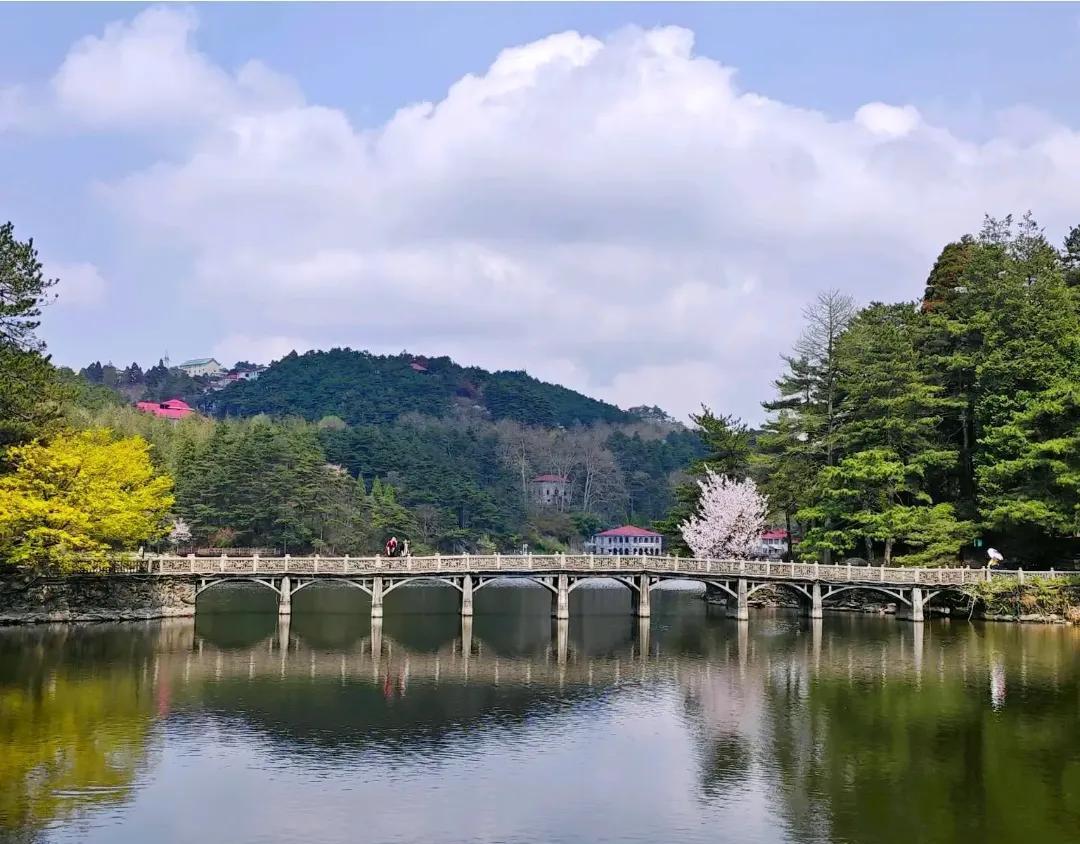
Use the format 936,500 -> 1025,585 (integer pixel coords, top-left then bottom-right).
209,348 -> 631,427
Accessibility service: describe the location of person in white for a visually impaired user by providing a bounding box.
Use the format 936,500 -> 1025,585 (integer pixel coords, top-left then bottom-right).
987,548 -> 1004,566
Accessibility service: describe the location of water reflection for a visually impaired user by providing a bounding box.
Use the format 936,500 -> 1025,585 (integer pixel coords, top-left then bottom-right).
1,586 -> 1079,843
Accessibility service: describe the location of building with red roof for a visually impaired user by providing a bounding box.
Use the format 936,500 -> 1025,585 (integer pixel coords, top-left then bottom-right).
588,524 -> 663,556
757,529 -> 790,559
135,398 -> 195,421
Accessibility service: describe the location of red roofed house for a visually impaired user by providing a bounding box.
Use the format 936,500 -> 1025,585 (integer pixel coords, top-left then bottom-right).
530,474 -> 569,507
135,398 -> 195,421
756,529 -> 789,559
588,524 -> 663,556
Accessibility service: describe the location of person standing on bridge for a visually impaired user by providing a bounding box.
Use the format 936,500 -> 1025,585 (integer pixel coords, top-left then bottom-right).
385,536 -> 399,557
987,547 -> 1004,567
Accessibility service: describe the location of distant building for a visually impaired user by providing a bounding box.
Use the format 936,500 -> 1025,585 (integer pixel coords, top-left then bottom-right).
756,529 -> 790,559
135,398 -> 195,420
235,366 -> 265,381
410,358 -> 428,373
177,358 -> 224,378
530,474 -> 569,506
588,525 -> 663,556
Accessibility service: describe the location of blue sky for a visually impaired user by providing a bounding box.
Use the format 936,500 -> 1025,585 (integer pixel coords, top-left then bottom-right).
3,3 -> 1080,420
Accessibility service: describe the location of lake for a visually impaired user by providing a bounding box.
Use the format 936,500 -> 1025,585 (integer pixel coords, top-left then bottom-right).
1,582 -> 1078,844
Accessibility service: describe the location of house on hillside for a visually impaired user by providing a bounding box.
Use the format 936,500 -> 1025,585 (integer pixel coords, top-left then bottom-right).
530,474 -> 569,507
135,398 -> 195,420
587,525 -> 663,556
177,358 -> 224,378
755,529 -> 790,559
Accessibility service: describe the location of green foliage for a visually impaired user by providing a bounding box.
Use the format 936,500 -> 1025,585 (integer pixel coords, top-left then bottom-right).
764,215 -> 1080,566
965,575 -> 1080,619
212,348 -> 630,428
0,223 -> 63,447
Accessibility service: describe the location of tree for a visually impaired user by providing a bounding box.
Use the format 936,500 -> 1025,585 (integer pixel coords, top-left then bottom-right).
0,223 -> 62,447
0,221 -> 56,353
655,408 -> 753,553
0,429 -> 174,570
168,518 -> 192,548
680,470 -> 768,559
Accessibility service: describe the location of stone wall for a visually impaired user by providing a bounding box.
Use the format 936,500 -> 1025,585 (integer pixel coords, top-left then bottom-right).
0,574 -> 197,624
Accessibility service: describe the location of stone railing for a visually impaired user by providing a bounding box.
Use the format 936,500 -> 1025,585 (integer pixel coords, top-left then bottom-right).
45,554 -> 1071,586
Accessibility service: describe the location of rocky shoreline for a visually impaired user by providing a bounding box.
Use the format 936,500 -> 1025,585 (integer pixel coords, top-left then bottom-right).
0,574 -> 196,626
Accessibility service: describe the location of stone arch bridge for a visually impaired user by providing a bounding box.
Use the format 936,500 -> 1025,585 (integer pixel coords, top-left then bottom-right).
82,554 -> 1051,623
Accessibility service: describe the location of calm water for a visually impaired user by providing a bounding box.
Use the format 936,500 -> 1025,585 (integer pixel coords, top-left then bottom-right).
2,583 -> 1079,844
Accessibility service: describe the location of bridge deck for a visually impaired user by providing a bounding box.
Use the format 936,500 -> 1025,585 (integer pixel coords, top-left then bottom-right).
68,554 -> 1059,588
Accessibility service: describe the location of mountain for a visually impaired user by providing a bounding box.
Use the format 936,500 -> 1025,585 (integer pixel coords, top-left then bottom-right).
208,348 -> 632,427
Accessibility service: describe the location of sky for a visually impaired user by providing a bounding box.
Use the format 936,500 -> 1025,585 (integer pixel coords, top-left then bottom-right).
4,3 -> 1080,423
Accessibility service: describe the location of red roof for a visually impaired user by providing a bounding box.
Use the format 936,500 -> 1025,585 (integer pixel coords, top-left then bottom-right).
761,529 -> 789,540
532,474 -> 568,483
597,525 -> 661,538
135,398 -> 194,420
410,362 -> 428,372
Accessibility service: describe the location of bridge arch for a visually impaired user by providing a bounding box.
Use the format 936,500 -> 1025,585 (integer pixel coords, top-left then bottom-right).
748,581 -> 812,603
290,578 -> 372,597
823,584 -> 910,606
567,575 -> 638,594
382,576 -> 463,597
647,576 -> 737,601
195,577 -> 281,599
473,575 -> 557,595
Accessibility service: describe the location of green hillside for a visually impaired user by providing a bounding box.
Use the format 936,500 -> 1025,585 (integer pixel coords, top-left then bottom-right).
209,348 -> 631,427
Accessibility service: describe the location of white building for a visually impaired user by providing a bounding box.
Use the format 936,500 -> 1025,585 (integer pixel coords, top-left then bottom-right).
177,357 -> 225,378
755,529 -> 789,559
588,525 -> 663,556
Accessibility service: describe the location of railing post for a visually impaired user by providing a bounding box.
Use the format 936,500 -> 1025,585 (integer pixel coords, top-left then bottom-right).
252,552 -> 258,573
590,554 -> 595,569
284,553 -> 291,572
739,559 -> 745,575
1017,567 -> 1024,585
984,565 -> 990,583
814,561 -> 819,580
219,553 -> 225,573
1050,567 -> 1055,578
560,552 -> 566,570
189,553 -> 195,574
344,554 -> 350,573
846,560 -> 852,581
314,554 -> 320,574
496,552 -> 501,570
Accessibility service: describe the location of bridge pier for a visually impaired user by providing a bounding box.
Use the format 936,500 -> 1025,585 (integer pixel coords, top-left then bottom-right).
370,576 -> 384,620
899,586 -> 925,623
278,576 -> 292,616
554,574 -> 570,620
461,574 -> 474,617
728,578 -> 749,620
555,617 -> 569,665
808,581 -> 823,619
631,574 -> 651,618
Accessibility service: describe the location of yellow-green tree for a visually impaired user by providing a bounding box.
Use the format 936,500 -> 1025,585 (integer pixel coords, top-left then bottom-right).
0,429 -> 174,569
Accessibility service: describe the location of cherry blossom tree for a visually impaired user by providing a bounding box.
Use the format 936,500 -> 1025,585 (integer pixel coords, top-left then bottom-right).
168,518 -> 192,549
680,469 -> 768,558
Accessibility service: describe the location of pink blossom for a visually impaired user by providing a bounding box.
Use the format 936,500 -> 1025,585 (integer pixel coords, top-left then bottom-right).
680,469 -> 768,559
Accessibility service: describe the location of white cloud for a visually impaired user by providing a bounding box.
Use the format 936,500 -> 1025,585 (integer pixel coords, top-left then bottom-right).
36,11 -> 1080,420
52,7 -> 300,129
49,260 -> 107,307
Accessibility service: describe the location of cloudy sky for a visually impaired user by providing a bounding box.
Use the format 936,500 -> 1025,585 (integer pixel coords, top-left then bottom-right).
4,3 -> 1080,422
